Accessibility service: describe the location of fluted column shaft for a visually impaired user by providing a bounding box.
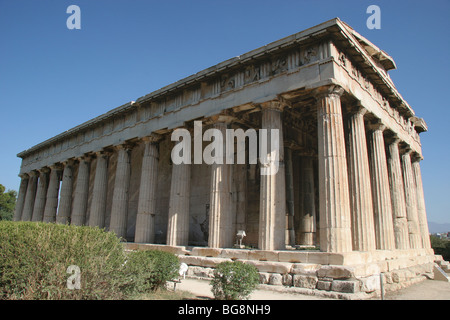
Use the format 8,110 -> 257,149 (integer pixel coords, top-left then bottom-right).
298,156 -> 316,246
89,152 -> 109,228
368,123 -> 395,250
259,101 -> 286,251
284,146 -> 296,246
110,145 -> 132,239
135,136 -> 160,243
412,159 -> 431,249
347,107 -> 376,251
21,171 -> 38,221
209,121 -> 234,248
43,165 -> 61,223
316,86 -> 352,253
387,138 -> 410,249
167,158 -> 191,246
32,169 -> 49,222
402,151 -> 422,249
56,161 -> 74,224
13,174 -> 29,221
71,157 -> 91,226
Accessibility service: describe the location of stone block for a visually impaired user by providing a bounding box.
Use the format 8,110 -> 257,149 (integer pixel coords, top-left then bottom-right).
359,275 -> 381,293
278,251 -> 308,263
290,263 -> 319,275
220,248 -> 250,260
317,265 -> 355,279
269,273 -> 283,286
243,260 -> 292,274
179,255 -> 231,268
316,280 -> 332,291
248,250 -> 279,262
191,247 -> 222,257
331,280 -> 361,293
293,274 -> 318,289
282,273 -> 293,286
259,272 -> 270,284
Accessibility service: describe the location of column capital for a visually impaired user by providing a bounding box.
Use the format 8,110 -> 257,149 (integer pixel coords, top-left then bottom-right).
260,100 -> 287,111
411,152 -> 424,163
49,163 -> 63,171
113,142 -> 135,152
28,170 -> 39,177
76,154 -> 93,163
141,133 -> 163,144
18,173 -> 29,179
347,102 -> 368,117
61,158 -> 75,167
367,119 -> 386,132
38,167 -> 50,174
94,150 -> 113,158
385,133 -> 401,146
312,84 -> 345,100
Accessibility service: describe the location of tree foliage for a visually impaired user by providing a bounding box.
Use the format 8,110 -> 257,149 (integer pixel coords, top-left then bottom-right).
0,184 -> 17,221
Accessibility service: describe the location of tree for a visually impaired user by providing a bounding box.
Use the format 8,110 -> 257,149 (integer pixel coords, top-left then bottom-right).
0,184 -> 17,221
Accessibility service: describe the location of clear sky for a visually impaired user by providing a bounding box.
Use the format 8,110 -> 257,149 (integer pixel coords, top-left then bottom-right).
0,0 -> 449,224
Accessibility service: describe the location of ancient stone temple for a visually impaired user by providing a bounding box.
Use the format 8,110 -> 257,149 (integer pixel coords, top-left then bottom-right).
14,18 -> 437,298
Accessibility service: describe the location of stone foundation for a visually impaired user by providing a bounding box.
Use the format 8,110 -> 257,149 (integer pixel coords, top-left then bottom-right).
125,243 -> 436,299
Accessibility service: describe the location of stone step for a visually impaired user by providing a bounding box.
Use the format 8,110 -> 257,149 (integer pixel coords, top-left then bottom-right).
433,264 -> 450,282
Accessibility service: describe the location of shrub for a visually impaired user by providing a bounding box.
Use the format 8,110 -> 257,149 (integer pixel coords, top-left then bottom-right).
0,221 -> 127,300
121,250 -> 180,294
210,261 -> 260,300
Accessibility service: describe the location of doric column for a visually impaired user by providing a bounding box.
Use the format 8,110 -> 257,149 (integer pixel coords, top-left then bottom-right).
259,101 -> 286,251
13,174 -> 29,221
56,160 -> 74,224
31,168 -> 49,222
166,138 -> 191,246
284,145 -> 296,246
43,165 -> 62,223
315,85 -> 352,253
21,171 -> 38,221
401,149 -> 422,249
71,156 -> 91,226
412,155 -> 431,248
209,120 -> 234,248
346,106 -> 376,251
88,152 -> 110,229
298,156 -> 316,246
135,135 -> 161,243
109,144 -> 133,239
368,122 -> 395,250
386,136 -> 410,250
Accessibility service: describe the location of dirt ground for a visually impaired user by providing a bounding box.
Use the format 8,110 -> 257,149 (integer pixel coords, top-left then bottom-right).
176,277 -> 450,300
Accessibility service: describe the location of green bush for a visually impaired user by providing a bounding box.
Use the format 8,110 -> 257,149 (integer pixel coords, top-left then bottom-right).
0,221 -> 127,300
210,261 -> 260,300
122,250 -> 180,294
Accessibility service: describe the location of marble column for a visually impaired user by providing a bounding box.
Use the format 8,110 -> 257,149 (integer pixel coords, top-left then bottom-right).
89,152 -> 109,229
43,165 -> 61,223
259,101 -> 286,251
166,146 -> 191,246
284,145 -> 296,246
71,156 -> 91,226
21,171 -> 38,221
31,168 -> 49,222
386,137 -> 410,250
209,120 -> 234,249
109,144 -> 132,239
13,174 -> 29,221
401,149 -> 422,249
135,135 -> 160,243
346,106 -> 376,251
56,160 -> 74,224
368,122 -> 395,250
412,156 -> 431,249
315,85 -> 352,253
298,156 -> 316,246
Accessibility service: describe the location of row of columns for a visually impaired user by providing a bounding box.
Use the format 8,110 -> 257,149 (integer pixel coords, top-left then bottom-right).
315,85 -> 431,252
13,85 -> 430,253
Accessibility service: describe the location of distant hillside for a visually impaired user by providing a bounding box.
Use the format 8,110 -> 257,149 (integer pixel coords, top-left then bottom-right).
428,221 -> 450,234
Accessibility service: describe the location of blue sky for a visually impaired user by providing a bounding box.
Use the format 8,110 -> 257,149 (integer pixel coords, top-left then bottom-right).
0,0 -> 449,224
